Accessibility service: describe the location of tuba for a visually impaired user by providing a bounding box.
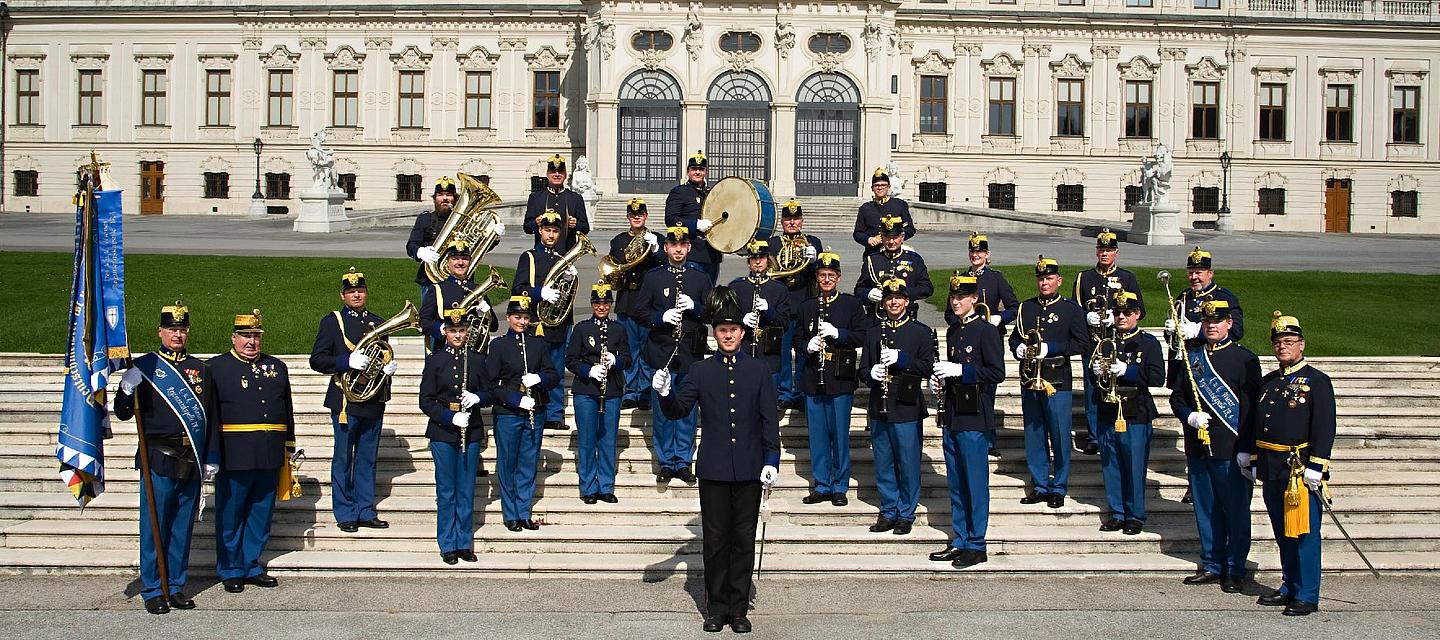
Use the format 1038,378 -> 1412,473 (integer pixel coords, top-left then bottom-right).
766,234 -> 813,280
457,267 -> 508,352
599,228 -> 650,284
339,300 -> 422,403
423,173 -> 503,283
537,232 -> 598,328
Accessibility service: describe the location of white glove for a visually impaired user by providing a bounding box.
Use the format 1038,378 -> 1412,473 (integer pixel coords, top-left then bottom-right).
743,312 -> 760,329
475,300 -> 491,318
119,367 -> 143,394
675,294 -> 695,311
1108,361 -> 1127,377
540,286 -> 561,304
490,221 -> 506,237
517,396 -> 536,411
382,361 -> 399,377
880,348 -> 899,366
599,351 -> 616,369
461,391 -> 480,410
662,308 -> 685,326
1164,319 -> 1176,333
1303,468 -> 1323,492
1180,319 -> 1202,340
933,361 -> 965,380
806,335 -> 826,354
1186,411 -> 1211,430
803,246 -> 817,261
1086,311 -> 1102,327
988,315 -> 1003,327
417,246 -> 441,265
1236,452 -> 1252,469
1090,360 -> 1106,377
695,219 -> 714,233
588,366 -> 607,382
565,265 -> 578,279
817,321 -> 839,339
452,412 -> 471,428
869,363 -> 887,381
203,464 -> 219,481
1014,344 -> 1030,360
754,296 -> 769,312
867,287 -> 883,303
652,369 -> 672,396
521,373 -> 542,388
1036,343 -> 1049,359
1102,312 -> 1115,327
643,234 -> 659,253
760,465 -> 779,486
348,351 -> 371,371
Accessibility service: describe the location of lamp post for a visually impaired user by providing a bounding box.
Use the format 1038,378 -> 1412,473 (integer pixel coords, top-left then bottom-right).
1216,151 -> 1234,231
248,136 -> 266,216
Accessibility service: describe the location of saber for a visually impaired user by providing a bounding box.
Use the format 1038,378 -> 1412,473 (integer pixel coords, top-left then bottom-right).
1320,495 -> 1380,579
755,483 -> 772,581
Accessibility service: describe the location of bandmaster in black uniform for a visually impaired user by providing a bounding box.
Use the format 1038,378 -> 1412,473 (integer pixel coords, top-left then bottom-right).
855,215 -> 932,319
854,167 -> 916,255
523,154 -> 590,253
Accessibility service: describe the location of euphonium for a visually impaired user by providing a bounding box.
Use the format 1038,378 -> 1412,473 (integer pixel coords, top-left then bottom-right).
599,227 -> 649,284
458,267 -> 508,352
339,300 -> 422,403
766,234 -> 813,280
537,232 -> 598,328
423,173 -> 502,283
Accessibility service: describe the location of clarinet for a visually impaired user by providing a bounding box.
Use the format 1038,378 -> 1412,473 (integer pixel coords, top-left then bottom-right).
749,275 -> 763,358
936,335 -> 952,429
879,318 -> 892,420
518,333 -> 535,426
815,293 -> 830,394
598,318 -> 609,419
662,266 -> 684,370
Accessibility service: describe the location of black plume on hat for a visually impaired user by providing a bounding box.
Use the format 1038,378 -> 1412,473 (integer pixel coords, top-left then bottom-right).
703,285 -> 745,327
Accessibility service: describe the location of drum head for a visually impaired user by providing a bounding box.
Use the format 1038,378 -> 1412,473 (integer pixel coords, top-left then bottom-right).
703,177 -> 766,254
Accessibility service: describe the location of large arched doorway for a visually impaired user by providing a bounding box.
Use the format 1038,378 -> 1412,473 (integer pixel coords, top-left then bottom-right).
617,70 -> 682,193
705,71 -> 772,181
794,72 -> 860,196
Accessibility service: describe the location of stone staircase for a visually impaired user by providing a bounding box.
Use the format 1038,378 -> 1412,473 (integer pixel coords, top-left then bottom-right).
1,348 -> 1437,577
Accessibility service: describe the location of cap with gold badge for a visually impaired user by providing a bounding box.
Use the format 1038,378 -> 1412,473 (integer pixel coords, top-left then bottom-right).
968,232 -> 989,252
1034,255 -> 1060,277
687,150 -> 707,169
949,273 -> 978,297
546,154 -> 567,173
590,282 -> 616,304
1271,310 -> 1302,340
1096,228 -> 1119,250
433,176 -> 457,196
340,267 -> 367,291
160,301 -> 190,328
233,309 -> 264,334
1186,247 -> 1213,270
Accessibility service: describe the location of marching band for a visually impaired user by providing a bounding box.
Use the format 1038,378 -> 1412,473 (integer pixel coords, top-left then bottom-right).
109,157 -> 1344,626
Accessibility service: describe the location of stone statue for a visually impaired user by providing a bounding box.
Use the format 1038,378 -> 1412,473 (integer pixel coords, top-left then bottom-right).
581,16 -> 614,60
306,130 -> 338,192
1141,143 -> 1173,205
570,155 -> 598,200
775,21 -> 795,59
683,7 -> 703,60
883,160 -> 907,200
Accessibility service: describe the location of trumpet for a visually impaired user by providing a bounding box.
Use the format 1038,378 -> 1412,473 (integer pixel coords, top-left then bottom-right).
1159,270 -> 1210,454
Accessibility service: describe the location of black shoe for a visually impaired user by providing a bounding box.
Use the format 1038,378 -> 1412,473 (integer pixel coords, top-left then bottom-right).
1257,591 -> 1292,607
1123,520 -> 1144,536
223,578 -> 244,593
581,494 -> 598,504
477,466 -> 490,477
1184,570 -> 1222,585
1181,489 -> 1193,504
952,550 -> 987,569
892,520 -> 913,535
504,520 -> 523,532
656,468 -> 674,482
244,574 -> 278,588
544,421 -> 568,431
1283,601 -> 1318,616
1020,490 -> 1048,505
1047,494 -> 1066,509
458,550 -> 478,562
929,546 -> 965,562
1081,441 -> 1099,456
1099,518 -> 1124,532
523,519 -> 540,530
621,399 -> 640,410
337,521 -> 359,533
144,596 -> 170,615
637,401 -> 652,412
868,516 -> 896,533
729,616 -> 752,633
442,551 -> 459,565
988,448 -> 1001,460
674,467 -> 696,483
599,493 -> 619,503
356,518 -> 389,529
702,614 -> 727,633
1222,575 -> 1245,593
801,491 -> 831,505
167,593 -> 196,609
830,494 -> 849,507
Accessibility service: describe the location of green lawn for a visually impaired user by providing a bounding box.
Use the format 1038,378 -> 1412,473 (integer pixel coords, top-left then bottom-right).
0,252 -> 516,355
927,265 -> 1440,357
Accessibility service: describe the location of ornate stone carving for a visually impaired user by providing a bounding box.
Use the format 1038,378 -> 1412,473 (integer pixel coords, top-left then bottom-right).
135,54 -> 172,70
721,49 -> 758,72
1254,66 -> 1293,83
1186,56 -> 1226,81
263,156 -> 293,173
390,45 -> 433,70
1119,55 -> 1158,81
457,45 -> 499,71
1255,171 -> 1287,190
981,135 -> 1018,152
327,127 -> 364,142
1388,174 -> 1422,192
815,51 -> 843,73
6,53 -> 45,69
863,20 -> 896,61
70,53 -> 109,69
1320,67 -> 1360,83
684,7 -> 704,61
954,41 -> 982,57
260,45 -> 300,69
982,167 -> 1019,185
775,22 -> 796,59
1052,167 -> 1085,186
499,36 -> 528,51
1386,69 -> 1427,85
525,45 -> 568,70
242,34 -> 263,51
392,157 -> 426,175
1159,47 -> 1188,62
637,47 -> 669,70
913,49 -> 954,74
1090,45 -> 1120,60
7,126 -> 44,141
1049,53 -> 1090,78
1021,44 -> 1051,58
199,156 -> 231,172
299,35 -> 327,51
460,157 -> 495,176
981,53 -> 1021,77
431,36 -> 460,52
581,16 -> 615,60
136,149 -> 166,162
326,45 -> 366,71
198,53 -> 237,70
365,36 -> 393,52
1226,48 -> 1248,62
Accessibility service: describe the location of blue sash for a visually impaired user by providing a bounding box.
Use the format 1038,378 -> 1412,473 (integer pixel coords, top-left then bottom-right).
1187,346 -> 1241,436
133,353 -> 208,463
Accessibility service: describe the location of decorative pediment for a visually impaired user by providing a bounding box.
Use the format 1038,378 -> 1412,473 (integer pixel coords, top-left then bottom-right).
70,52 -> 110,69
135,53 -> 172,70
457,45 -> 499,71
983,167 -> 1019,185
1188,170 -> 1221,189
1186,57 -> 1227,81
390,45 -> 432,70
392,157 -> 425,175
1052,167 -> 1086,186
199,156 -> 231,172
1255,171 -> 1287,189
1254,66 -> 1293,83
260,45 -> 300,69
263,156 -> 292,172
913,49 -> 955,75
1049,53 -> 1090,79
1119,55 -> 1159,81
198,53 -> 237,70
460,157 -> 494,176
326,45 -> 366,71
981,53 -> 1021,77
1388,174 -> 1421,192
525,45 -> 568,70
6,52 -> 45,69
1386,67 -> 1427,85
1320,67 -> 1361,83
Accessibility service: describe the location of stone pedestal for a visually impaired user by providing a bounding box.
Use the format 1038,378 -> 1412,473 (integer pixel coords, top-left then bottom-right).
581,191 -> 600,227
292,187 -> 351,233
1129,201 -> 1184,245
247,197 -> 268,218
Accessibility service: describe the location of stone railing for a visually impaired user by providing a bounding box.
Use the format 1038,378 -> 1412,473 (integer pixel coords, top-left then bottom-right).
900,0 -> 1439,23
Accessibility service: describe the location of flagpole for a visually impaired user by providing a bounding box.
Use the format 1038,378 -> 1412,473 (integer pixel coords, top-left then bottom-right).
132,392 -> 171,601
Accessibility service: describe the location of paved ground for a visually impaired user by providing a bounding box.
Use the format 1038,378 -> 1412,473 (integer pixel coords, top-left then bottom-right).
0,574 -> 1435,638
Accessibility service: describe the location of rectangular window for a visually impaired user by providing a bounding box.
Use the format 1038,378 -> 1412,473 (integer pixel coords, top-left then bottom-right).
987,183 -> 1016,210
396,174 -> 423,201
1393,86 -> 1420,144
1194,0 -> 1220,7
1126,0 -> 1153,5
533,70 -> 560,129
1325,84 -> 1353,142
1192,81 -> 1219,139
1056,79 -> 1084,136
1192,186 -> 1220,213
464,71 -> 493,129
15,70 -> 40,125
264,172 -> 290,199
338,173 -> 357,201
1056,184 -> 1085,212
1259,83 -> 1286,141
203,172 -> 229,199
918,182 -> 947,204
1124,185 -> 1143,213
988,77 -> 1016,136
333,70 -> 359,127
13,170 -> 39,197
919,75 -> 947,134
78,69 -> 102,125
1057,0 -> 1085,4
140,70 -> 167,126
205,70 -> 231,127
267,70 -> 293,127
1391,190 -> 1418,218
1258,188 -> 1286,215
398,70 -> 425,128
1124,80 -> 1152,138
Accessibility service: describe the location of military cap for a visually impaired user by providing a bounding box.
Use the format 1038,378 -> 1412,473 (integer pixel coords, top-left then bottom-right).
442,239 -> 474,259
626,197 -> 648,216
741,239 -> 770,260
1096,228 -> 1120,250
1187,246 -> 1214,270
590,282 -> 616,304
664,225 -> 690,243
879,215 -> 906,236
340,267 -> 367,291
816,247 -> 842,273
233,308 -> 264,334
1271,310 -> 1303,340
442,303 -> 474,327
1034,255 -> 1060,277
534,209 -> 563,229
871,167 -> 890,185
880,276 -> 909,299
949,273 -> 979,297
506,293 -> 534,317
687,149 -> 707,169
1112,291 -> 1145,319
546,154 -> 567,173
968,232 -> 989,252
433,176 -> 457,196
1200,299 -> 1233,321
160,301 -> 190,328
780,199 -> 803,218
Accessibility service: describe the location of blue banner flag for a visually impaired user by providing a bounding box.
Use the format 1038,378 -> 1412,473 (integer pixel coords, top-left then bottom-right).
57,176 -> 129,507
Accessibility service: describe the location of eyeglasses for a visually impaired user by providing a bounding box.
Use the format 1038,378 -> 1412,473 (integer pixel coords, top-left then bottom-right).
1272,338 -> 1303,347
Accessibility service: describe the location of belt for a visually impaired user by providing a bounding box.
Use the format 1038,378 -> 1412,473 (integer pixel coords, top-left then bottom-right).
448,402 -> 461,411
222,423 -> 287,433
1256,439 -> 1308,454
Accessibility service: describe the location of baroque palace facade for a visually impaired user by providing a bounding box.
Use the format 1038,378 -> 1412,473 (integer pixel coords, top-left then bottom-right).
3,0 -> 1438,233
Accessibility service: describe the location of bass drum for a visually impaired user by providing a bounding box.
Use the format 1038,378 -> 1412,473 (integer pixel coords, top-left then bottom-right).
701,177 -> 778,254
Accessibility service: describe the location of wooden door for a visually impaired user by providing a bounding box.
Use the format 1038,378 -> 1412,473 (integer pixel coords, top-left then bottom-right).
1323,178 -> 1350,233
139,161 -> 164,215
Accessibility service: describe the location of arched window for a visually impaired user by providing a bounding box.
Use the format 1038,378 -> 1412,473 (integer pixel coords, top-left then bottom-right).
618,70 -> 683,192
706,71 -> 773,181
795,73 -> 861,196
